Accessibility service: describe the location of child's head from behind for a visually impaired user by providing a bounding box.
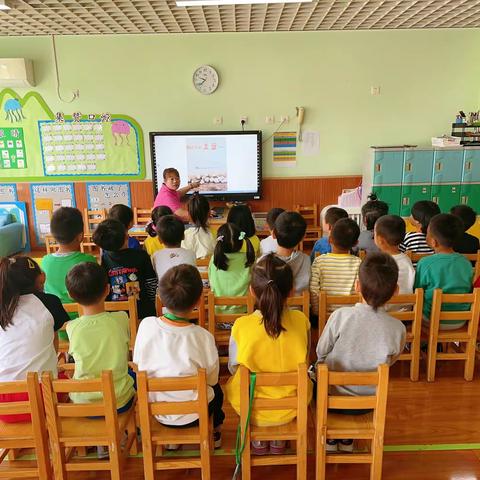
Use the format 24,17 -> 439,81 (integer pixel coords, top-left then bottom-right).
159,264 -> 203,315
227,204 -> 256,238
0,256 -> 43,330
146,205 -> 173,237
330,218 -> 360,252
266,208 -> 285,232
251,254 -> 293,339
108,204 -> 134,230
163,168 -> 180,191
66,262 -> 109,307
361,198 -> 389,231
156,215 -> 185,248
410,200 -> 440,234
359,252 -> 399,311
50,207 -> 84,246
374,215 -> 406,251
213,222 -> 255,271
323,207 -> 349,233
273,211 -> 307,249
427,213 -> 464,250
450,204 -> 477,233
92,219 -> 127,252
187,193 -> 210,231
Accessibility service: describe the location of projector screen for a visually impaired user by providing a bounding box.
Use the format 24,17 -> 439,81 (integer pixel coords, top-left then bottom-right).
150,131 -> 262,201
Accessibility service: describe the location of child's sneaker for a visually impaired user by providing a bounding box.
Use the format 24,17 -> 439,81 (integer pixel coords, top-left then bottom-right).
338,439 -> 354,453
251,440 -> 269,455
269,440 -> 286,455
96,446 -> 109,459
326,440 -> 338,453
165,444 -> 180,451
213,431 -> 222,449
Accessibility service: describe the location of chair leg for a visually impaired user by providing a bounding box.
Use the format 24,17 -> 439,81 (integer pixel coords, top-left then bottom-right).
370,438 -> 384,480
241,436 -> 251,480
50,445 -> 68,480
109,441 -> 122,480
142,439 -> 156,480
316,426 -> 326,480
297,433 -> 307,480
427,329 -> 438,382
464,339 -> 476,381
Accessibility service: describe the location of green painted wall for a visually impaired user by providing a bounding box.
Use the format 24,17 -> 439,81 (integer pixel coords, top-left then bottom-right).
1,29 -> 479,179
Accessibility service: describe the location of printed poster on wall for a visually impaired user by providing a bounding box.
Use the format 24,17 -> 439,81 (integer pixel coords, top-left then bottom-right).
0,184 -> 17,202
273,132 -> 297,168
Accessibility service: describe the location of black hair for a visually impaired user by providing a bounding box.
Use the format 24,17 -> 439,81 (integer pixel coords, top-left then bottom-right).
330,218 -> 360,251
158,264 -> 203,313
50,207 -> 84,244
227,204 -> 256,238
251,254 -> 293,339
359,252 -> 399,311
428,213 -> 464,248
213,222 -> 255,271
411,200 -> 441,234
108,204 -> 134,230
0,256 -> 42,330
187,193 -> 210,232
361,199 -> 389,231
163,168 -> 180,180
273,211 -> 307,249
324,207 -> 349,228
92,219 -> 126,252
374,215 -> 406,247
450,204 -> 477,232
66,262 -> 108,306
266,208 -> 285,230
146,206 -> 173,237
156,215 -> 185,247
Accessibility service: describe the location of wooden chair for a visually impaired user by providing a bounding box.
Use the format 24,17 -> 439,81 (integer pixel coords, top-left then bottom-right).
0,372 -> 52,479
196,256 -> 211,282
287,291 -> 310,318
405,251 -> 431,265
315,364 -> 389,480
137,368 -> 211,480
425,288 -> 480,382
207,292 -> 255,365
318,292 -> 361,333
156,293 -> 207,329
133,207 -> 152,226
295,204 -> 322,252
239,363 -> 308,480
462,250 -> 480,282
386,289 -> 424,382
41,370 -> 137,480
82,208 -> 106,252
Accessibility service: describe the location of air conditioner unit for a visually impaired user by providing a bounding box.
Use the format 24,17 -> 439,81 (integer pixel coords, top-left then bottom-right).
0,58 -> 35,87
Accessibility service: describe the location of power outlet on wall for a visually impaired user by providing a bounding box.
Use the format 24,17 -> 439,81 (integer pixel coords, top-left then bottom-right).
371,86 -> 381,96
265,115 -> 275,124
240,116 -> 248,125
280,115 -> 289,123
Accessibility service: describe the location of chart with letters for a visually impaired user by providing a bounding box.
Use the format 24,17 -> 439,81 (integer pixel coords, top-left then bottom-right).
87,182 -> 131,210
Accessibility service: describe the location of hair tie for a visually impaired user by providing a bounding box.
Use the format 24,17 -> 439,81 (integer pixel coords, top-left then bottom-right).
8,257 -> 16,265
27,259 -> 36,269
238,231 -> 246,241
217,235 -> 224,243
266,279 -> 274,286
147,221 -> 156,231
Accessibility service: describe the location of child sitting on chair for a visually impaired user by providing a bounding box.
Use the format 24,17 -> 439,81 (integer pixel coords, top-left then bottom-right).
108,204 -> 141,250
144,206 -> 173,257
310,206 -> 348,261
316,252 -> 406,453
450,204 -> 480,254
133,264 -> 224,449
259,207 -> 285,256
353,196 -> 388,255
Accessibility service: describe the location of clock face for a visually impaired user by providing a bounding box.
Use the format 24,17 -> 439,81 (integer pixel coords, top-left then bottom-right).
193,65 -> 219,95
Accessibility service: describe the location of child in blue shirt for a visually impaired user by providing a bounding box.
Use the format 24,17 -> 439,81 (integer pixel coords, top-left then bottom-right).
311,207 -> 348,262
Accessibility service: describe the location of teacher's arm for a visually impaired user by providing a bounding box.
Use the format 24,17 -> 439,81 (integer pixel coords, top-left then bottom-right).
178,181 -> 200,197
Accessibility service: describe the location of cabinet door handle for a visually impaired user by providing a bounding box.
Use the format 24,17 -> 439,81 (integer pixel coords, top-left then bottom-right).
405,162 -> 412,172
402,197 -> 409,206
375,164 -> 381,172
432,196 -> 439,204
461,196 -> 467,204
467,161 -> 472,170
436,162 -> 443,171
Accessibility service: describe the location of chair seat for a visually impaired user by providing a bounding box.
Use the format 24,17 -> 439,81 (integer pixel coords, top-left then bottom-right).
251,419 -> 298,441
0,421 -> 35,447
421,324 -> 470,341
150,419 -> 201,445
326,412 -> 375,439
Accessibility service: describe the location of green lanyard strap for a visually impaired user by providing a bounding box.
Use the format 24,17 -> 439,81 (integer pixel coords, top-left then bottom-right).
163,312 -> 192,324
233,372 -> 257,480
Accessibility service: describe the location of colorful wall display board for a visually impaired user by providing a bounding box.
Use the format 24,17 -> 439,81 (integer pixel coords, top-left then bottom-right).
30,183 -> 75,244
0,201 -> 30,252
273,132 -> 297,167
0,183 -> 18,202
0,89 -> 145,181
86,182 -> 131,210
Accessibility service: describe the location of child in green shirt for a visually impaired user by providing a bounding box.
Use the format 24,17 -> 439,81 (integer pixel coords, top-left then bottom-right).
414,213 -> 473,329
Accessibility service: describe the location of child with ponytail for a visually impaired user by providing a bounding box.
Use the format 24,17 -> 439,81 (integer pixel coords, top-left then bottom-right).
144,206 -> 173,256
208,222 -> 255,312
225,254 -> 311,455
0,256 -> 69,422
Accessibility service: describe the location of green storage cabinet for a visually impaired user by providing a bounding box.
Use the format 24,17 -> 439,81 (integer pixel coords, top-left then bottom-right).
372,185 -> 402,215
460,183 -> 480,212
400,185 -> 431,217
431,184 -> 461,212
433,149 -> 464,184
373,150 -> 404,185
463,148 -> 480,183
403,150 -> 434,184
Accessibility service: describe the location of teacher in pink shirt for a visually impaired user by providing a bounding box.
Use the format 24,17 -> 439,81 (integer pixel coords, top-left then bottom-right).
153,168 -> 200,222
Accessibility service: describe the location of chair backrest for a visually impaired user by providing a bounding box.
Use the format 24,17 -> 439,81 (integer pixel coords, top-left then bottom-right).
318,292 -> 361,332
386,288 -> 424,381
196,256 -> 211,281
0,372 -> 52,479
286,291 -> 310,318
156,294 -> 207,329
461,250 -> 480,282
134,207 -> 152,226
83,208 -> 107,235
430,288 -> 480,328
294,204 -> 318,228
405,251 -> 431,264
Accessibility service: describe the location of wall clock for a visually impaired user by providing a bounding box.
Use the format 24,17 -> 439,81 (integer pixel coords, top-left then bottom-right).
193,65 -> 219,95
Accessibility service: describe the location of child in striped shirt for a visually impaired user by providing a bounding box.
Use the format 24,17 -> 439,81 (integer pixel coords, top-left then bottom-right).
399,200 -> 440,255
310,218 -> 362,315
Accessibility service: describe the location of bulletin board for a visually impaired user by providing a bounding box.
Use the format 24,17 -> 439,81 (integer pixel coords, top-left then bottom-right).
30,183 -> 76,244
0,201 -> 30,252
86,182 -> 131,210
0,89 -> 145,181
0,183 -> 17,202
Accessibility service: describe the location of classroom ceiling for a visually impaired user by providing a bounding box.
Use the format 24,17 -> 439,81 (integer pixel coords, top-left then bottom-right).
1,0 -> 479,35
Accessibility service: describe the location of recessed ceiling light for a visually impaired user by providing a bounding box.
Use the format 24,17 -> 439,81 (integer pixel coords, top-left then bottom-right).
177,0 -> 312,6
0,0 -> 11,11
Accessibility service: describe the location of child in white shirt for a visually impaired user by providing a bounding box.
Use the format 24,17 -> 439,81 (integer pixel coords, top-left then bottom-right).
259,207 -> 284,256
152,215 -> 196,281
